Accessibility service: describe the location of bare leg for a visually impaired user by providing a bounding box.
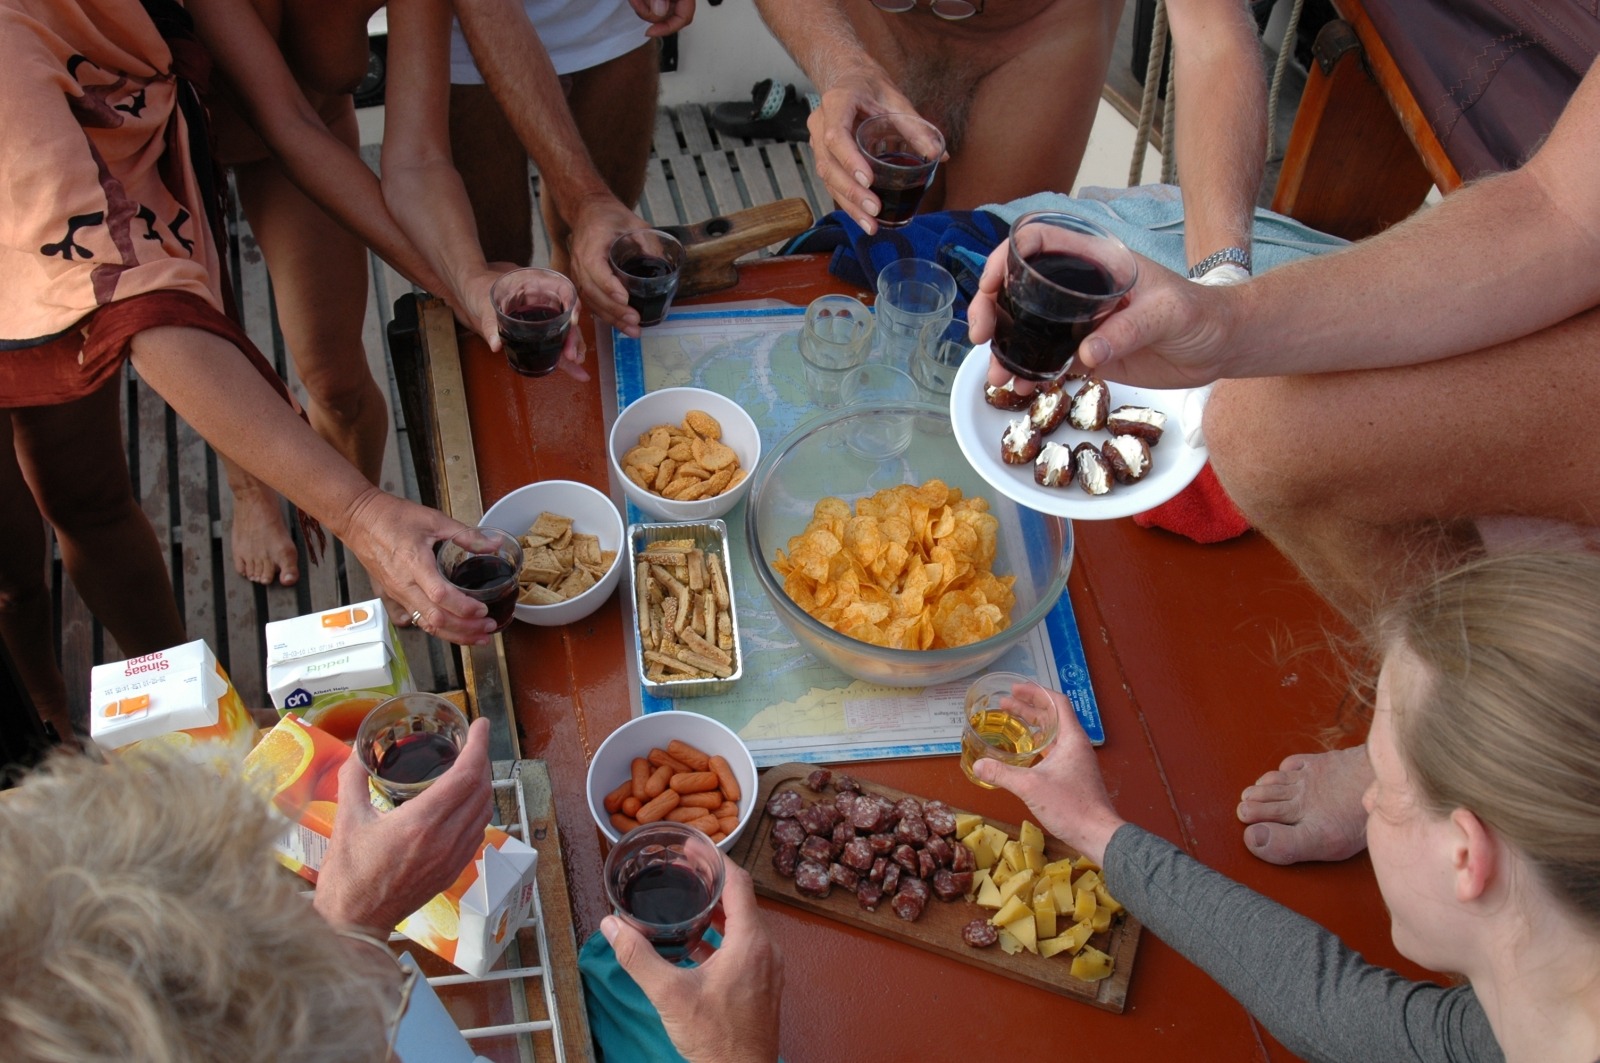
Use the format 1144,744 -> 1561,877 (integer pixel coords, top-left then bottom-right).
227,97 -> 387,584
0,412 -> 76,745
449,82 -> 535,268
0,377 -> 186,742
548,43 -> 658,275
1206,307 -> 1600,862
843,0 -> 1118,209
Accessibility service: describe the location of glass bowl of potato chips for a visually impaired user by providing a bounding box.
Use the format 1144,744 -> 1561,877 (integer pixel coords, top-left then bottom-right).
747,401 -> 1073,687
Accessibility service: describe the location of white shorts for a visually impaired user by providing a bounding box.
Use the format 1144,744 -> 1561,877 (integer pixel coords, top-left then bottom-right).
450,0 -> 650,82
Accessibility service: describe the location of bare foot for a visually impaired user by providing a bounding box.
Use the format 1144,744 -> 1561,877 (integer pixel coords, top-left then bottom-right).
229,484 -> 300,586
1237,746 -> 1372,865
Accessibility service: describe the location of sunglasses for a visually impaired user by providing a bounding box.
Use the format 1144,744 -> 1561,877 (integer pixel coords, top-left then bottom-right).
871,0 -> 985,20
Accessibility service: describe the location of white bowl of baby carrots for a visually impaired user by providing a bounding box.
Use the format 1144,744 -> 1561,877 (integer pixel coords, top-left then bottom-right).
586,710 -> 758,854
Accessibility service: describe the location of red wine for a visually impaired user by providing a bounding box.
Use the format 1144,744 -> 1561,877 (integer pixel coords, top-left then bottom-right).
376,731 -> 459,785
616,254 -> 679,326
622,863 -> 713,952
993,251 -> 1120,381
869,150 -> 934,227
447,554 -> 518,630
500,304 -> 567,376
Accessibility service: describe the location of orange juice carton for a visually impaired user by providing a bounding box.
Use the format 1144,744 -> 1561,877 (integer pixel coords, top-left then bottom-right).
243,713 -> 387,881
265,600 -> 414,740
396,827 -> 538,977
243,715 -> 538,976
89,640 -> 255,767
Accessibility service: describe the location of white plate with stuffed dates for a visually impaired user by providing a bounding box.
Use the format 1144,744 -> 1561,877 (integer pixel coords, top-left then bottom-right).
949,341 -> 1210,520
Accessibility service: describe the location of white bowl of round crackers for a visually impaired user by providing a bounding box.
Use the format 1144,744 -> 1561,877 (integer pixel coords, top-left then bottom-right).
608,387 -> 761,522
480,480 -> 625,626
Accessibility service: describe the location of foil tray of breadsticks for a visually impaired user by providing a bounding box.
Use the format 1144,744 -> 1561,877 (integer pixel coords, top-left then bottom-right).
627,520 -> 743,697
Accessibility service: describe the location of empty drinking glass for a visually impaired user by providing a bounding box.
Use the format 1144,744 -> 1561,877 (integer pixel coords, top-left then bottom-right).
798,294 -> 875,409
874,258 -> 956,368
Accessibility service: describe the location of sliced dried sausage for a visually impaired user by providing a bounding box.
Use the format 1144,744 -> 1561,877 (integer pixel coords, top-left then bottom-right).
772,818 -> 806,847
800,834 -> 835,865
841,837 -> 875,872
893,844 -> 920,874
795,859 -> 832,898
834,790 -> 859,818
868,856 -> 888,885
867,832 -> 895,855
765,790 -> 805,819
931,868 -> 973,901
829,862 -> 859,890
962,919 -> 999,948
856,881 -> 884,912
796,802 -> 839,837
831,821 -> 856,852
923,802 -> 958,837
917,849 -> 938,880
850,797 -> 892,833
893,797 -> 924,822
925,835 -> 954,867
833,774 -> 861,793
950,842 -> 976,873
893,813 -> 929,846
892,877 -> 929,922
771,842 -> 799,879
881,863 -> 901,896
805,768 -> 833,792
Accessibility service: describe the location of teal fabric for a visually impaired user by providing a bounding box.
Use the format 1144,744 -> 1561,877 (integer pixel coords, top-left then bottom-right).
982,185 -> 1349,275
580,929 -> 692,1063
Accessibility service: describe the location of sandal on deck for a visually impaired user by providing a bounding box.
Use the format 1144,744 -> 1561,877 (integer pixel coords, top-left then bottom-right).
708,78 -> 816,141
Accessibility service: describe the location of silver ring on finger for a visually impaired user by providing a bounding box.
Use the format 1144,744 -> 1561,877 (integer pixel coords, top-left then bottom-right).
410,610 -> 426,630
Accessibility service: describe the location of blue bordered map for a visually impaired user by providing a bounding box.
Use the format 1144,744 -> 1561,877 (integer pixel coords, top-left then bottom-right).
613,307 -> 1101,765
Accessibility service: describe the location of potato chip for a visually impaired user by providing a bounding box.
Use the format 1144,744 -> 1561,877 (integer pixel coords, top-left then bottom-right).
620,411 -> 743,503
772,480 -> 1016,649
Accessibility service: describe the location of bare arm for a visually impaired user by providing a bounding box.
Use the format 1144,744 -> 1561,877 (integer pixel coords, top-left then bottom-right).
453,0 -> 644,333
185,0 -> 450,296
380,0 -> 505,347
753,0 -> 918,233
1165,0 -> 1267,271
974,62 -> 1600,387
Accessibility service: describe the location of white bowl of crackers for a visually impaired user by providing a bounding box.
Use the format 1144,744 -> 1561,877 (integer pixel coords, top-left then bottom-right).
480,480 -> 625,627
608,387 -> 761,522
585,709 -> 759,853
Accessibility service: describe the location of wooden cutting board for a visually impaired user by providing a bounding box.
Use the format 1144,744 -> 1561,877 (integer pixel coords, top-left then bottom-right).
727,763 -> 1141,1012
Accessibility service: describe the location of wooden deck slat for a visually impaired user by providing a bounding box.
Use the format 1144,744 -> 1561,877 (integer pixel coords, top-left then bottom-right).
765,143 -> 820,220
673,103 -> 714,156
638,157 -> 676,228
652,108 -> 680,159
701,151 -> 745,217
662,155 -> 713,226
795,143 -> 837,219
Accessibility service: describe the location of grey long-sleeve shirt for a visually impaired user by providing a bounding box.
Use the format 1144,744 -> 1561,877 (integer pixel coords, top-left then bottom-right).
1103,824 -> 1503,1063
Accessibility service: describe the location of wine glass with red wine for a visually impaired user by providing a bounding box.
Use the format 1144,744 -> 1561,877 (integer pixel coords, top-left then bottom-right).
435,527 -> 522,633
491,268 -> 576,377
356,693 -> 471,805
608,229 -> 685,327
854,113 -> 945,229
604,821 -> 726,962
991,211 -> 1138,383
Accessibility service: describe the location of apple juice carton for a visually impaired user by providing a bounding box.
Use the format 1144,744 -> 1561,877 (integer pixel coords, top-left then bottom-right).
396,827 -> 538,977
265,600 -> 413,741
89,640 -> 255,767
243,714 -> 539,976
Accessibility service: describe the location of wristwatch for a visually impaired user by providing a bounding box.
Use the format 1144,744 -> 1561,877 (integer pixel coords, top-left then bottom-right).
1187,247 -> 1252,279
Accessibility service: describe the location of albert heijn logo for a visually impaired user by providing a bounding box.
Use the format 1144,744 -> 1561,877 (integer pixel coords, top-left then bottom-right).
283,688 -> 314,709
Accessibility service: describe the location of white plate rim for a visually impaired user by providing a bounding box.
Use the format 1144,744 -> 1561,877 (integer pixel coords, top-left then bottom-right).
949,341 -> 1210,520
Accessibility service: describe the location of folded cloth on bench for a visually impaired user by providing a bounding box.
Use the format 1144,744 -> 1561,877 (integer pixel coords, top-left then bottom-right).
781,209 -> 1010,318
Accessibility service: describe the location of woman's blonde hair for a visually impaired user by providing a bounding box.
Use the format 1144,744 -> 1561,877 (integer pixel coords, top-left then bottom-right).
1382,551 -> 1600,927
0,752 -> 391,1062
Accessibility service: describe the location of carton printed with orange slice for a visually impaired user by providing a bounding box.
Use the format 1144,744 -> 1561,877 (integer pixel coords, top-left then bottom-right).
265,600 -> 414,740
89,640 -> 255,767
244,714 -> 539,976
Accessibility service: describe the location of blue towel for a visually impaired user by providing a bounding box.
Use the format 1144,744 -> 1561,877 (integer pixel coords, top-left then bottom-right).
985,185 -> 1349,275
580,929 -> 692,1063
783,186 -> 1349,308
782,209 -> 1009,319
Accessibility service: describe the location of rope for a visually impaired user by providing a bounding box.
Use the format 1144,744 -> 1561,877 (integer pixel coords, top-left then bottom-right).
1160,44 -> 1178,185
1266,0 -> 1308,158
1129,0 -> 1170,186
